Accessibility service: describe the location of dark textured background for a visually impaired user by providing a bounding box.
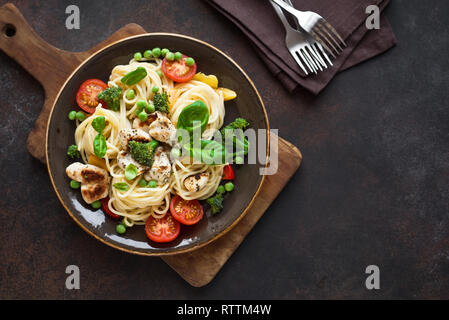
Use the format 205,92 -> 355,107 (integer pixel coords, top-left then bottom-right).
1,0 -> 448,299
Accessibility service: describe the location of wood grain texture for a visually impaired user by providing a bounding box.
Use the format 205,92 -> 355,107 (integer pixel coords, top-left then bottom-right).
0,3 -> 146,163
163,134 -> 302,287
1,3 -> 302,287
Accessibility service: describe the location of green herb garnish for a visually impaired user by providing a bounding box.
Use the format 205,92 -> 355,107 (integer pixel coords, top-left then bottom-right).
121,67 -> 147,86
92,116 -> 106,133
113,183 -> 130,192
125,164 -> 138,181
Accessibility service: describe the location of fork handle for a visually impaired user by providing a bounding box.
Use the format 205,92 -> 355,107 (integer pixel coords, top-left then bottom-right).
270,0 -> 294,31
271,0 -> 301,18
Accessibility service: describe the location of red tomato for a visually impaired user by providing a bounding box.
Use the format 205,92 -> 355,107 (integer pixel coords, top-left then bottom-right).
161,55 -> 197,83
76,79 -> 108,113
145,214 -> 181,243
101,197 -> 121,220
222,165 -> 234,180
170,195 -> 204,225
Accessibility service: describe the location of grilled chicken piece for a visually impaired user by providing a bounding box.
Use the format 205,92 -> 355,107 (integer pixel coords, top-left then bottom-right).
116,151 -> 148,174
148,112 -> 177,146
66,163 -> 110,204
118,128 -> 151,151
184,172 -> 210,192
132,113 -> 158,133
144,147 -> 172,185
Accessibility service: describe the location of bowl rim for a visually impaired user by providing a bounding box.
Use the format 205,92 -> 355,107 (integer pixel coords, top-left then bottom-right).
45,32 -> 270,256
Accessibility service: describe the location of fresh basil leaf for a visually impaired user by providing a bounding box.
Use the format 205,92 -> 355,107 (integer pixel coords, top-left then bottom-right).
183,140 -> 226,165
92,116 -> 106,133
93,133 -> 107,158
121,67 -> 147,86
125,164 -> 138,181
177,100 -> 209,134
113,182 -> 130,192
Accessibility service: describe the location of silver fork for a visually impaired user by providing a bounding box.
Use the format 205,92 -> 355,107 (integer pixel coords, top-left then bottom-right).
270,0 -> 330,75
271,0 -> 346,58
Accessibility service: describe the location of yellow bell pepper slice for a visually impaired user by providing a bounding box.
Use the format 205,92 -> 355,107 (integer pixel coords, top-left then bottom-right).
88,154 -> 108,171
216,87 -> 237,101
193,72 -> 219,89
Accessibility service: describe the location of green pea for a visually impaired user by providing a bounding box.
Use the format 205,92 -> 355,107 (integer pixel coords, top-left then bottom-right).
152,47 -> 161,58
138,111 -> 148,122
76,111 -> 86,121
174,52 -> 182,61
68,111 -> 77,120
116,224 -> 126,234
126,89 -> 135,100
217,185 -> 225,194
186,57 -> 195,66
152,86 -> 159,94
91,200 -> 101,209
70,180 -> 81,189
134,52 -> 142,61
144,50 -> 153,59
148,180 -> 158,188
157,70 -> 163,77
161,48 -> 169,57
138,178 -> 148,187
171,148 -> 181,159
136,101 -> 147,115
235,156 -> 244,164
166,52 -> 175,61
225,182 -> 234,192
146,103 -> 155,114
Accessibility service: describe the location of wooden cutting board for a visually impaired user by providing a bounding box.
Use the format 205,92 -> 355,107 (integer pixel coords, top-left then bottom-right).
0,3 -> 302,287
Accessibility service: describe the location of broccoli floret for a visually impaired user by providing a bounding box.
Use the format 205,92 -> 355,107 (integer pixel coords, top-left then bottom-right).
219,118 -> 250,162
220,118 -> 250,137
153,93 -> 169,113
128,140 -> 159,167
97,86 -> 122,111
67,145 -> 80,159
206,193 -> 224,214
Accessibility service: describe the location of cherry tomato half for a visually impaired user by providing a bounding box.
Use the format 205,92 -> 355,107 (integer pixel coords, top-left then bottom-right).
170,195 -> 204,226
222,165 -> 235,181
101,197 -> 121,220
76,79 -> 108,113
145,214 -> 181,243
161,54 -> 197,83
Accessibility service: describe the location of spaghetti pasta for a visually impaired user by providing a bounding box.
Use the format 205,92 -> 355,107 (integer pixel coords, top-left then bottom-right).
66,49 -> 244,242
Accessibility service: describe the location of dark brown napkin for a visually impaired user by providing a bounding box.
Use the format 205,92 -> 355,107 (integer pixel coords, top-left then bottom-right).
207,0 -> 396,94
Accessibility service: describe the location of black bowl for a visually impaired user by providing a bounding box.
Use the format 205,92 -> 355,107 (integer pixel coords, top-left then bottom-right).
46,33 -> 269,256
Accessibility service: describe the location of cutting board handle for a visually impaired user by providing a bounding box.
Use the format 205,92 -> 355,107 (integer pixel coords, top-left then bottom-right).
0,3 -> 146,163
0,3 -> 83,93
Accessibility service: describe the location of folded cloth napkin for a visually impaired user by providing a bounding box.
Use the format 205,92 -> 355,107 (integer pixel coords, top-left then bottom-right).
207,0 -> 397,95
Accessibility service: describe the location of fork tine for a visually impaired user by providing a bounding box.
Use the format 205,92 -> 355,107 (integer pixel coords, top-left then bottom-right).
311,29 -> 337,58
320,19 -> 346,47
298,49 -> 316,74
289,50 -> 309,75
308,44 -> 326,69
315,42 -> 333,66
312,26 -> 339,54
304,46 -> 322,71
317,22 -> 344,52
313,26 -> 339,54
